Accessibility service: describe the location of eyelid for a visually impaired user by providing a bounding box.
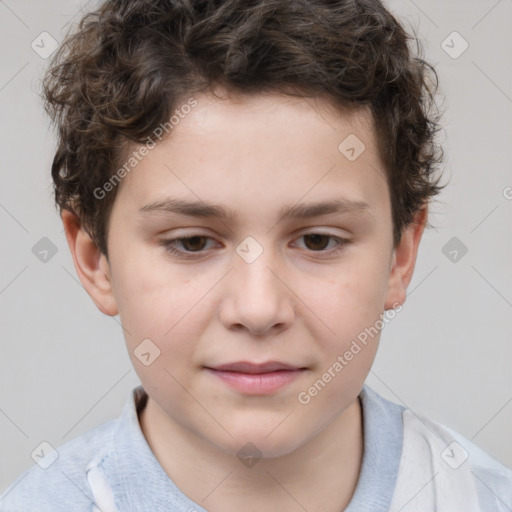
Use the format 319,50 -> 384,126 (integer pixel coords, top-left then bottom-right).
291,233 -> 350,254
158,230 -> 351,258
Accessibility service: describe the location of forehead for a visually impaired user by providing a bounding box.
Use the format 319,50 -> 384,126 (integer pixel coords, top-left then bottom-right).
114,89 -> 389,223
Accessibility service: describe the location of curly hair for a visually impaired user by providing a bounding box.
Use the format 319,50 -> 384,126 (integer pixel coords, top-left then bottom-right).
43,0 -> 444,257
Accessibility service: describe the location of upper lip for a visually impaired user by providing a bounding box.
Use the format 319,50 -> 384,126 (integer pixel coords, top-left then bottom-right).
207,361 -> 304,374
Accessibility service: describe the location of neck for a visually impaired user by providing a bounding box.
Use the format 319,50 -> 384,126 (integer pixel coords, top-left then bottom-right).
139,396 -> 363,512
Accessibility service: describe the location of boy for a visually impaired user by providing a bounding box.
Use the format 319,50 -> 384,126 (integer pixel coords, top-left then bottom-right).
1,0 -> 511,510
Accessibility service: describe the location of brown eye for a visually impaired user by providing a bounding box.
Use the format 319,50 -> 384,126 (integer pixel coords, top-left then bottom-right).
178,236 -> 209,252
160,235 -> 215,256
293,233 -> 350,256
302,234 -> 332,251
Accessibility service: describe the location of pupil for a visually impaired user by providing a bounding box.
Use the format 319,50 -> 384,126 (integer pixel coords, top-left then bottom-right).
184,236 -> 206,251
306,234 -> 329,251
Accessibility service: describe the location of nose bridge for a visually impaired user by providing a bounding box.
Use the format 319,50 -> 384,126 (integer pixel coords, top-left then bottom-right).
235,234 -> 284,301
238,250 -> 279,296
221,234 -> 294,334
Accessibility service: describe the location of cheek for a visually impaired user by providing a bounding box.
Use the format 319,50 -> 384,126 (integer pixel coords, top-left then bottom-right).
112,257 -> 212,408
298,251 -> 390,351
292,259 -> 387,417
110,248 -> 213,366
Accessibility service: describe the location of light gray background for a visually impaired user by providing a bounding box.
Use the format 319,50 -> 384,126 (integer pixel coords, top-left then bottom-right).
1,0 -> 511,493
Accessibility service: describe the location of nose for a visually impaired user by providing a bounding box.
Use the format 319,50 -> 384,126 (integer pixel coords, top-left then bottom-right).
218,244 -> 295,337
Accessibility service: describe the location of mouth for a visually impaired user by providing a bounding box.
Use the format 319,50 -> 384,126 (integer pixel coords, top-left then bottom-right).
204,361 -> 307,395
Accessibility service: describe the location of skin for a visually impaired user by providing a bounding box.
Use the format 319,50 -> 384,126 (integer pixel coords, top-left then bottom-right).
62,86 -> 427,512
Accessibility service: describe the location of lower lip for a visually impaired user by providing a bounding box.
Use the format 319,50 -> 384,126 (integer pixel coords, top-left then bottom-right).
206,368 -> 305,394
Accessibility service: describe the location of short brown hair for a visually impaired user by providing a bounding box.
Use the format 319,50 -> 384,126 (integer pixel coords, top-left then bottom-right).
43,0 -> 444,257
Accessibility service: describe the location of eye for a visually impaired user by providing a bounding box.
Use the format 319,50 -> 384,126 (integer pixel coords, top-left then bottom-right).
159,235 -> 216,257
159,232 -> 350,259
293,233 -> 349,254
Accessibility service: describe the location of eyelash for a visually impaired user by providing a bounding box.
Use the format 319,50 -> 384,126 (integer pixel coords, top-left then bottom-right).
158,233 -> 350,258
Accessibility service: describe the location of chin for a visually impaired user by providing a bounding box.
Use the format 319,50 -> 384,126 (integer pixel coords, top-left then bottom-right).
212,418 -> 311,460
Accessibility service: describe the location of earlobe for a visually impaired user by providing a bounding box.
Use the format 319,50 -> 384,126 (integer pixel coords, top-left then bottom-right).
61,209 -> 118,316
384,206 -> 428,310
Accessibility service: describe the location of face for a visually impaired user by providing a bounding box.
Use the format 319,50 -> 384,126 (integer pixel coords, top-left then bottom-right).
72,88 -> 421,458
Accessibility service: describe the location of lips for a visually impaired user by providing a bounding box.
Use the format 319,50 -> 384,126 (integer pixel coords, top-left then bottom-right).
208,361 -> 304,373
204,361 -> 307,394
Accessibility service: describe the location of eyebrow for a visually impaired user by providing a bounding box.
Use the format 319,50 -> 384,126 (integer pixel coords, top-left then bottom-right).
138,197 -> 371,222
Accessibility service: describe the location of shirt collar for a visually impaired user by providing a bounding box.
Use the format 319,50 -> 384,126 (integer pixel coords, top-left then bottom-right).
101,384 -> 403,511
345,385 -> 404,512
104,385 -> 208,512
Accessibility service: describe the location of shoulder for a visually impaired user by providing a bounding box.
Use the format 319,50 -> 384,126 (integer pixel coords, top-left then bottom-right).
0,416 -> 118,512
361,386 -> 512,511
443,422 -> 512,511
401,407 -> 512,511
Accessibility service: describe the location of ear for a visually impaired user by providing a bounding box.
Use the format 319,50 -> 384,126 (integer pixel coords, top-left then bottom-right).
61,209 -> 118,316
384,205 -> 428,309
